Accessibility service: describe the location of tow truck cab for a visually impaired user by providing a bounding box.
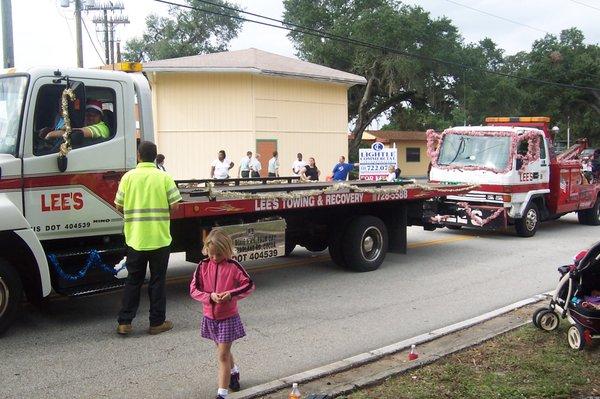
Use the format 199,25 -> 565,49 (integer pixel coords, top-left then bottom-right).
427,116 -> 600,236
0,66 -> 152,320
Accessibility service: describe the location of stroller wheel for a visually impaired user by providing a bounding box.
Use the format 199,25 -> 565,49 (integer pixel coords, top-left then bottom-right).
567,325 -> 586,350
537,310 -> 560,331
532,307 -> 548,329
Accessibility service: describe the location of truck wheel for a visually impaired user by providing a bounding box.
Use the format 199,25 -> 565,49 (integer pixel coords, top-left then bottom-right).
0,259 -> 23,335
515,202 -> 539,237
577,196 -> 600,225
284,240 -> 296,256
303,241 -> 328,252
342,216 -> 388,272
328,230 -> 347,268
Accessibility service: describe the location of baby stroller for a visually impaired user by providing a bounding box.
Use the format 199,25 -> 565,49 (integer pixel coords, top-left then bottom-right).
532,241 -> 600,350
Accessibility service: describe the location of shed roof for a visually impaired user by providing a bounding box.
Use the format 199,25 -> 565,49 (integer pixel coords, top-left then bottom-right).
143,48 -> 367,86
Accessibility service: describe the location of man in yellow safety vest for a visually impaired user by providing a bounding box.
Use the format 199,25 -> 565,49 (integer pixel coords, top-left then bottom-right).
114,141 -> 182,335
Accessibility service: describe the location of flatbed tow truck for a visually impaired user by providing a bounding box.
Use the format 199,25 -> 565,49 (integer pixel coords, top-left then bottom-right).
0,65 -> 472,333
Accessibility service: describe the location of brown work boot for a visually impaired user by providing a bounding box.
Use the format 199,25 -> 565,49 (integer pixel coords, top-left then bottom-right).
117,324 -> 132,335
148,320 -> 173,335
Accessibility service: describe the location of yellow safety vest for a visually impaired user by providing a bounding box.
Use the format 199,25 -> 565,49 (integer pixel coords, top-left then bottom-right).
114,162 -> 182,251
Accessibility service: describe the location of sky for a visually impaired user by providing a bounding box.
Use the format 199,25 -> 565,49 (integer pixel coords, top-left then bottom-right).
2,0 -> 600,70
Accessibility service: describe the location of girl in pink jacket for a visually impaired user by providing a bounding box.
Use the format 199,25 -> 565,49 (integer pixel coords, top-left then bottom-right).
190,229 -> 255,399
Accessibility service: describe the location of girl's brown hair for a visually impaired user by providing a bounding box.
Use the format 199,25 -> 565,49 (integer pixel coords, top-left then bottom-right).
202,229 -> 235,259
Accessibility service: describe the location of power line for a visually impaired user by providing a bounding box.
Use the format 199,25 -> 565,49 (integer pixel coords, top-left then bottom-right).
442,0 -> 600,81
442,0 -> 550,35
82,18 -> 106,64
153,0 -> 600,93
568,0 -> 600,12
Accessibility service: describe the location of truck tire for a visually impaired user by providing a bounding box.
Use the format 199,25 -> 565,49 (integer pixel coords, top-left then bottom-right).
304,243 -> 328,252
577,196 -> 600,226
284,240 -> 296,256
0,259 -> 23,335
515,202 -> 539,237
342,216 -> 388,272
328,230 -> 347,268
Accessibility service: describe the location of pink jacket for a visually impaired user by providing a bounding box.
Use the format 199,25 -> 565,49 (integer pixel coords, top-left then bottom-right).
189,258 -> 255,320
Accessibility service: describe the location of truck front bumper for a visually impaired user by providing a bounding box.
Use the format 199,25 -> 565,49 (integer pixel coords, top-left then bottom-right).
425,200 -> 508,230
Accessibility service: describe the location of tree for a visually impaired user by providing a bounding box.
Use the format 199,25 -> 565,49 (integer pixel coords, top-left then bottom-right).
123,0 -> 243,62
518,28 -> 600,144
283,0 -> 464,153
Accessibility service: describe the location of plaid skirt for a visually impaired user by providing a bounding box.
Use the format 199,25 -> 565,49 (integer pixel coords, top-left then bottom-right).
201,314 -> 246,343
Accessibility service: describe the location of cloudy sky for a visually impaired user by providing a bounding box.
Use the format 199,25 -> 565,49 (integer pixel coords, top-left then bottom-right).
3,0 -> 600,69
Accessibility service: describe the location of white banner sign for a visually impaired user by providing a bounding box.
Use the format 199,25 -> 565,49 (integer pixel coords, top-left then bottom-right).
359,142 -> 397,181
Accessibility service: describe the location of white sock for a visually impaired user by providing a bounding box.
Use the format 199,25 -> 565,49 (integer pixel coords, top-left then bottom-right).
231,364 -> 239,374
217,388 -> 228,397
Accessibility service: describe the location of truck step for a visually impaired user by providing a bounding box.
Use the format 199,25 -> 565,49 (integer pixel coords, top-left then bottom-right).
50,246 -> 126,261
56,281 -> 126,297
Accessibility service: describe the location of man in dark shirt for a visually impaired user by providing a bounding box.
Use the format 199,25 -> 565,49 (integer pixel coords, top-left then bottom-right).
332,155 -> 359,181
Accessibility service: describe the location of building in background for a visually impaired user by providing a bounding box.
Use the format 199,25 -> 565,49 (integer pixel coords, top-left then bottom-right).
143,48 -> 366,179
360,130 -> 429,178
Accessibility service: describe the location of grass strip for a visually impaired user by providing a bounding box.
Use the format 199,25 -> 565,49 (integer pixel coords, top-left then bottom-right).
344,324 -> 599,399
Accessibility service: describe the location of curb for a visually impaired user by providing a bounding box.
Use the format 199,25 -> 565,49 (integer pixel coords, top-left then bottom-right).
231,292 -> 550,399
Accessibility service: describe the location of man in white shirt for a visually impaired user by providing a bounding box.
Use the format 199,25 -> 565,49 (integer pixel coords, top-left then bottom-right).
268,151 -> 279,177
292,153 -> 307,176
210,150 -> 234,180
249,153 -> 262,178
238,151 -> 252,178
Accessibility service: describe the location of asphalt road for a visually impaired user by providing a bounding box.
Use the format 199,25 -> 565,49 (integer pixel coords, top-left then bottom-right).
1,214 -> 597,399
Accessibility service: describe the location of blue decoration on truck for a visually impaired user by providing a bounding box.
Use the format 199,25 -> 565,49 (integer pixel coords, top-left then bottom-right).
47,250 -> 125,281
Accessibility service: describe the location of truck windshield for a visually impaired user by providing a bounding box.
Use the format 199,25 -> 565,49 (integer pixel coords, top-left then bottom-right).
437,134 -> 511,170
0,75 -> 28,156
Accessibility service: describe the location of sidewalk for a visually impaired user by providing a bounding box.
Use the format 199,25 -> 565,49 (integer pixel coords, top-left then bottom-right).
231,295 -> 546,399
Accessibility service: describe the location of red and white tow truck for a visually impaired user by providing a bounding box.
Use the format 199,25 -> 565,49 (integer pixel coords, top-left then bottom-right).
426,116 -> 600,236
0,65 -> 471,333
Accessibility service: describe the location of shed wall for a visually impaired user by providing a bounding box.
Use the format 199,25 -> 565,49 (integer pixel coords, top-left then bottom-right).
152,73 -> 255,179
394,140 -> 429,177
253,76 -> 348,178
152,73 -> 351,180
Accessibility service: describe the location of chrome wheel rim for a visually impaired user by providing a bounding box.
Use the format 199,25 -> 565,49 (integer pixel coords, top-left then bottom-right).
525,209 -> 538,231
0,276 -> 9,318
568,326 -> 581,349
361,227 -> 383,261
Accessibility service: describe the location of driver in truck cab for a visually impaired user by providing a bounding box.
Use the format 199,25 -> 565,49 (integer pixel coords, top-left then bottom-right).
41,99 -> 109,140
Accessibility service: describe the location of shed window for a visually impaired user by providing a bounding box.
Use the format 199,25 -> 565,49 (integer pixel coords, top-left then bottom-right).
406,147 -> 420,162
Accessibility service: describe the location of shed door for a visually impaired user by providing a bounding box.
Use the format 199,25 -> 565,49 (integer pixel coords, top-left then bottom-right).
256,139 -> 277,177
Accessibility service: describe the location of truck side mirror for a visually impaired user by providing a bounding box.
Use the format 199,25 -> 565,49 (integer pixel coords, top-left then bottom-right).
57,155 -> 68,172
516,158 -> 523,170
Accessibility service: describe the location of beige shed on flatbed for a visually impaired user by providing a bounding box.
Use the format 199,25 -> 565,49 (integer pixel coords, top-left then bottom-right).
143,48 -> 366,179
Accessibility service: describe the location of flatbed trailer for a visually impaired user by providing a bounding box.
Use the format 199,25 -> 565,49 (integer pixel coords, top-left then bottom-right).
171,178 -> 474,268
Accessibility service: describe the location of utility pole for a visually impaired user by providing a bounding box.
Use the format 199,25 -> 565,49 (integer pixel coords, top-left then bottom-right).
567,116 -> 571,148
75,0 -> 83,67
116,41 -> 121,63
88,1 -> 128,65
108,21 -> 114,64
102,9 -> 109,64
1,0 -> 15,68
